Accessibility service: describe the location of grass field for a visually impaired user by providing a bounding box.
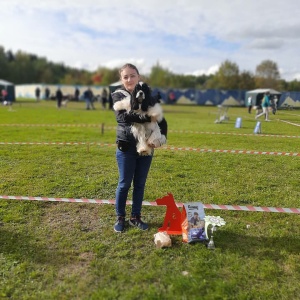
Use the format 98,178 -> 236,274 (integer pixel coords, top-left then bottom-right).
0,99 -> 299,300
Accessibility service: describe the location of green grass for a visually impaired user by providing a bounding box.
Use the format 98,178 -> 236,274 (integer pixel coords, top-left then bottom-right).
0,99 -> 299,300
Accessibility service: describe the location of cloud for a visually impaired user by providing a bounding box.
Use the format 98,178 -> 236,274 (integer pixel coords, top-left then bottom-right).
248,39 -> 284,50
1,0 -> 300,81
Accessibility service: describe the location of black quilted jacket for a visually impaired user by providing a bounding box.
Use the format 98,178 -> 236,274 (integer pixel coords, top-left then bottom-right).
111,86 -> 168,145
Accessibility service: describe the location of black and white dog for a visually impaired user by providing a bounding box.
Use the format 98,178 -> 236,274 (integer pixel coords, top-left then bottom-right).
113,82 -> 164,156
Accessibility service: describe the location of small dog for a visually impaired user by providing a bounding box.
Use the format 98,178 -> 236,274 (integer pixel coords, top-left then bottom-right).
113,82 -> 163,156
61,99 -> 69,107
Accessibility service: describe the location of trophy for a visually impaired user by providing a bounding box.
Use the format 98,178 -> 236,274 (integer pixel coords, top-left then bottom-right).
204,216 -> 226,250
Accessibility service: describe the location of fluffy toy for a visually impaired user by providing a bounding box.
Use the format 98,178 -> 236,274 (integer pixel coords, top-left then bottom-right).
113,82 -> 165,156
154,231 -> 172,248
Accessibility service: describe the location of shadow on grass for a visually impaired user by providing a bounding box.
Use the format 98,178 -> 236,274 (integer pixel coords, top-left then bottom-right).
216,230 -> 299,258
147,219 -> 300,257
0,226 -> 79,266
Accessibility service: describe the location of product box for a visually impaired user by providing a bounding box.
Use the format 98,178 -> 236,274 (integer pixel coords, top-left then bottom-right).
181,202 -> 206,243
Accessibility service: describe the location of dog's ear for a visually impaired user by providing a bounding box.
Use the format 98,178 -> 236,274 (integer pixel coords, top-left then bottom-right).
132,83 -> 141,97
140,83 -> 152,111
141,100 -> 149,112
132,95 -> 140,110
141,83 -> 151,99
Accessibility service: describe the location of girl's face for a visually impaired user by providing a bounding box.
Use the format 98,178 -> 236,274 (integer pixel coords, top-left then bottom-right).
120,66 -> 140,93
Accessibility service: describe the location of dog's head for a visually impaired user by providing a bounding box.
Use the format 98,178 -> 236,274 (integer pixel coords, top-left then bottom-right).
132,82 -> 151,112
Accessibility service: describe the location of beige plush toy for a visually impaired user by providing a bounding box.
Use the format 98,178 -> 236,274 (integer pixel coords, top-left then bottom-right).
154,231 -> 172,248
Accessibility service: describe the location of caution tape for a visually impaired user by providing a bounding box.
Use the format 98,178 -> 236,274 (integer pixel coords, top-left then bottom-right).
0,124 -> 299,138
0,123 -> 106,128
0,195 -> 299,214
164,146 -> 300,157
170,130 -> 300,139
0,142 -> 299,157
0,141 -> 108,146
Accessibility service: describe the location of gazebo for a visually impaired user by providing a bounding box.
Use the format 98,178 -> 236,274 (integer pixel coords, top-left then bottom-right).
245,88 -> 281,107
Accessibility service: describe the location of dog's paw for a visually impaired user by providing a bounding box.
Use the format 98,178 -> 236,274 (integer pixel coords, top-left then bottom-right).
137,143 -> 152,156
113,99 -> 131,111
139,149 -> 152,156
148,134 -> 166,148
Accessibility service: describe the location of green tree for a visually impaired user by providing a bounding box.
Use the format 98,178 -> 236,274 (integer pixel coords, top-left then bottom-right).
3,44 -> 299,92
286,79 -> 300,91
255,60 -> 280,89
148,62 -> 173,88
214,60 -> 240,90
97,67 -> 119,86
0,46 -> 10,80
239,71 -> 255,90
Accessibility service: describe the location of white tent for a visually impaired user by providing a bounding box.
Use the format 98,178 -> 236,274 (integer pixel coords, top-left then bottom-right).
0,79 -> 13,86
245,88 -> 281,107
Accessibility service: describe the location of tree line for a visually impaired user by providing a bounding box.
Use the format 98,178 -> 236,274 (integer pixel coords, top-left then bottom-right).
1,45 -> 300,91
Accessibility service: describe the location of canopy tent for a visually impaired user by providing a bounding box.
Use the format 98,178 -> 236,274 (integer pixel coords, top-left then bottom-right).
108,81 -> 122,109
245,88 -> 281,107
109,81 -> 122,92
0,79 -> 15,101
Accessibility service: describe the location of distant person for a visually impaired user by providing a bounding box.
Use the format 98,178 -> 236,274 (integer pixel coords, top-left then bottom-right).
271,95 -> 278,115
255,91 -> 271,121
83,88 -> 95,110
56,88 -> 63,108
35,87 -> 41,102
108,92 -> 113,110
101,88 -> 108,109
1,89 -> 8,101
247,96 -> 252,113
167,91 -> 176,104
74,87 -> 80,101
1,89 -> 12,107
45,87 -> 50,100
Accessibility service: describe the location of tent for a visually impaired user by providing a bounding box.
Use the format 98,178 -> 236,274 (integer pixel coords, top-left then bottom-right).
0,79 -> 15,101
245,88 -> 281,107
108,81 -> 122,109
109,81 -> 122,93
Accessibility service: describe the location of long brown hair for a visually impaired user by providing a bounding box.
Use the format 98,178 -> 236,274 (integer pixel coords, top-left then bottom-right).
119,63 -> 140,77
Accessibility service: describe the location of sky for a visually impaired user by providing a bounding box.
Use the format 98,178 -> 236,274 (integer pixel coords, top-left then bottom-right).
1,0 -> 300,81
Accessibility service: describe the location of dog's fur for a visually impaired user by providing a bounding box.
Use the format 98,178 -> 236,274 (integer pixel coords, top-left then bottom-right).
61,99 -> 69,107
113,82 -> 163,155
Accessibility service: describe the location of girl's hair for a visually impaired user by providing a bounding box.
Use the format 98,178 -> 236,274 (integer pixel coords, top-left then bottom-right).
119,63 -> 140,76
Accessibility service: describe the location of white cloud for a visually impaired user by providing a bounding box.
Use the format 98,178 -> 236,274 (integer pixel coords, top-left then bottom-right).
189,65 -> 219,77
1,0 -> 300,81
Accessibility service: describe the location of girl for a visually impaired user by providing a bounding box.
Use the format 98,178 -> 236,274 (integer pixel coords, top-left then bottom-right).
111,63 -> 167,232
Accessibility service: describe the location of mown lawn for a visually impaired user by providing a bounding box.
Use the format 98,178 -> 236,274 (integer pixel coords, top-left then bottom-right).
0,99 -> 299,300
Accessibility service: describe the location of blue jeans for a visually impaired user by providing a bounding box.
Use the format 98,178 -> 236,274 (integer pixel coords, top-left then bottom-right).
85,98 -> 94,109
115,146 -> 153,217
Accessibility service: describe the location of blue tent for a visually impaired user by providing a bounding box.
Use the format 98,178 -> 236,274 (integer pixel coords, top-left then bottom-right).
0,79 -> 15,101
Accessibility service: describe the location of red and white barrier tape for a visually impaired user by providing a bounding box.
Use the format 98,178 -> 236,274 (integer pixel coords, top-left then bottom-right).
170,130 -> 300,139
0,123 -> 106,128
0,141 -> 109,146
0,195 -> 299,214
0,124 -> 299,138
0,142 -> 299,157
164,146 -> 300,157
